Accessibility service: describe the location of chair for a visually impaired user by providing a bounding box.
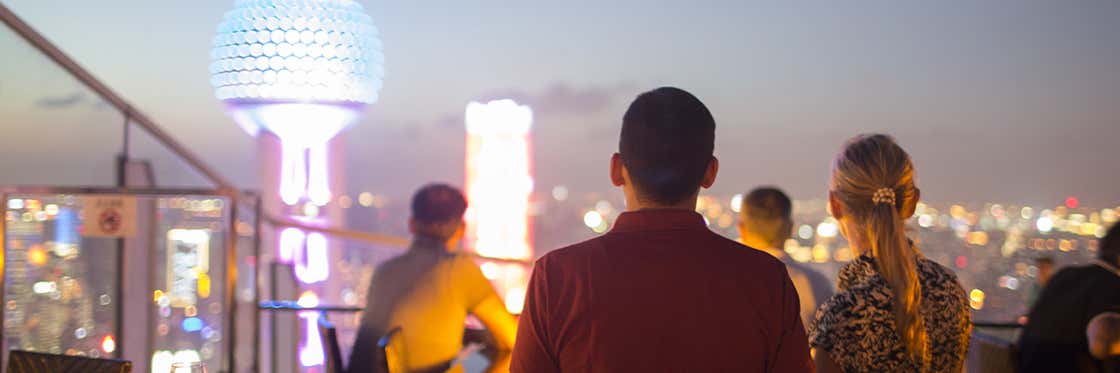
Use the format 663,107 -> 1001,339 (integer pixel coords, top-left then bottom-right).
319,312 -> 346,373
7,350 -> 132,373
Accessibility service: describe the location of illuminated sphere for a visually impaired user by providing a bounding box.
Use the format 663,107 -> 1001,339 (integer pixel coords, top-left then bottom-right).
209,0 -> 384,105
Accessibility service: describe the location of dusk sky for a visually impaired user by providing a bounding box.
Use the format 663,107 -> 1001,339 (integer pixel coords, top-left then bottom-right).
2,0 -> 1118,206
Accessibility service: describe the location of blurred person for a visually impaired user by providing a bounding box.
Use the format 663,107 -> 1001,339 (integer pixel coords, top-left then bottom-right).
511,87 -> 812,372
1087,312 -> 1120,371
1019,222 -> 1120,373
809,134 -> 971,372
738,186 -> 834,329
349,184 -> 517,373
1027,256 -> 1055,308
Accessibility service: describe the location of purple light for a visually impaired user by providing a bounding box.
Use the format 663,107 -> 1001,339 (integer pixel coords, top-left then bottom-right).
278,227 -> 304,263
294,232 -> 329,284
298,311 -> 324,367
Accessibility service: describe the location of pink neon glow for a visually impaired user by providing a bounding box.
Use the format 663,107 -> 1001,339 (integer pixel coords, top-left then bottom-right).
464,100 -> 534,260
278,228 -> 305,263
298,310 -> 324,367
279,142 -> 308,205
307,143 -> 331,206
294,232 -> 329,284
228,103 -> 360,206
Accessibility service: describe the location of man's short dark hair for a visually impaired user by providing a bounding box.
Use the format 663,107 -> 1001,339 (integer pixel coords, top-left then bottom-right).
1034,256 -> 1054,266
619,87 -> 716,205
740,187 -> 793,248
410,184 -> 467,226
742,187 -> 792,222
1100,222 -> 1120,265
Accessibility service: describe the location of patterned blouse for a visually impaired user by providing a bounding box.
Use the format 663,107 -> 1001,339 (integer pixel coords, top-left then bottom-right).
809,254 -> 972,372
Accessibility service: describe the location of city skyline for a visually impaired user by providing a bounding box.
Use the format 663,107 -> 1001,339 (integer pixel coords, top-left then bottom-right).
1,0 -> 1118,206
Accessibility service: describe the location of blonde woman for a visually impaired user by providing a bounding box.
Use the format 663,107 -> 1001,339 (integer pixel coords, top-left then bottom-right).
809,134 -> 971,372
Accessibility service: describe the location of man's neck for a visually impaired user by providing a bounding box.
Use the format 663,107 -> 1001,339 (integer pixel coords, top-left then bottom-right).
623,192 -> 699,211
411,234 -> 450,251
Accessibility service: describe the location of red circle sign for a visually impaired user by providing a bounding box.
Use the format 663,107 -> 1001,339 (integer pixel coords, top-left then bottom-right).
99,208 -> 122,234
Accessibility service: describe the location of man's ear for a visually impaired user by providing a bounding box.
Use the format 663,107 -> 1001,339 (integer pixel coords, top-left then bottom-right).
610,153 -> 626,187
700,156 -> 718,189
408,218 -> 418,235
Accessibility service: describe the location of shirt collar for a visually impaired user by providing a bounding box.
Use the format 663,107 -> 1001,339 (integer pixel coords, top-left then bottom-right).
609,209 -> 709,234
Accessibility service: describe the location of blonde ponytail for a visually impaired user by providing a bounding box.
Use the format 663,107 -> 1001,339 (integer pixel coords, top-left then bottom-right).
831,134 -> 929,370
867,199 -> 928,367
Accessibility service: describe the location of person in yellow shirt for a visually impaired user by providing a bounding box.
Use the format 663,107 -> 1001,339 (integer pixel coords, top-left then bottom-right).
349,184 -> 517,373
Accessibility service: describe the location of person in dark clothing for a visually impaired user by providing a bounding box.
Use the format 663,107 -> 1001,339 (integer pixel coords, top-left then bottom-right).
349,184 -> 516,373
510,87 -> 812,373
1019,222 -> 1120,372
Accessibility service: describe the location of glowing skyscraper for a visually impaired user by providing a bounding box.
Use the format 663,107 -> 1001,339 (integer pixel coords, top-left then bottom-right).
209,0 -> 384,368
464,99 -> 534,313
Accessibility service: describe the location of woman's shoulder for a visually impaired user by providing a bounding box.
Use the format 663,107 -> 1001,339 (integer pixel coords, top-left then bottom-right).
916,258 -> 967,294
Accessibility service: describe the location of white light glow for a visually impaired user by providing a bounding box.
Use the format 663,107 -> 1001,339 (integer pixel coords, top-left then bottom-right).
32,281 -> 56,294
151,351 -> 174,373
464,100 -> 534,260
797,224 -> 814,240
1036,217 -> 1054,233
278,228 -> 304,263
211,0 -> 383,104
295,232 -> 329,284
730,193 -> 743,213
299,311 -> 325,367
817,221 -> 839,238
583,211 -> 604,229
551,186 -> 568,201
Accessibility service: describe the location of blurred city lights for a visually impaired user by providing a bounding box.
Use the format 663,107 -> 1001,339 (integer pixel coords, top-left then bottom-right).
816,220 -> 839,238
797,224 -> 814,240
552,186 -> 569,201
358,192 -> 374,207
1036,216 -> 1054,233
1065,196 -> 1079,209
583,211 -> 604,229
918,214 -> 935,228
969,289 -> 985,310
730,193 -> 743,213
595,200 -> 614,215
100,335 -> 116,354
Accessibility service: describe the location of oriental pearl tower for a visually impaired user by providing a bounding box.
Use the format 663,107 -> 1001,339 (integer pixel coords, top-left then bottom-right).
209,0 -> 384,369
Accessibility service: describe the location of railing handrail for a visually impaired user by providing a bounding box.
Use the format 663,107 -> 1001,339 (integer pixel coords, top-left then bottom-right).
0,3 -> 234,189
264,213 -> 534,266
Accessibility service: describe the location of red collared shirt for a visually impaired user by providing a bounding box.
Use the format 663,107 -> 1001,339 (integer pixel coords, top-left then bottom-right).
512,209 -> 813,373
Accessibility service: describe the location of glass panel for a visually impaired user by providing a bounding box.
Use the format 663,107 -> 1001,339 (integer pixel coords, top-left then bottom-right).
3,194 -> 121,359
0,25 -> 122,187
126,122 -> 217,189
148,195 -> 231,373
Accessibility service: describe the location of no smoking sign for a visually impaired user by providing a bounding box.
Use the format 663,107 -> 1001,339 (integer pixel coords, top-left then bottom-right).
81,195 -> 137,238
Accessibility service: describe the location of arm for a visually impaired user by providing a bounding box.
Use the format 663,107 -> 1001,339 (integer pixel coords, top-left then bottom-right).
771,270 -> 815,372
510,260 -> 560,373
471,294 -> 517,373
458,257 -> 518,373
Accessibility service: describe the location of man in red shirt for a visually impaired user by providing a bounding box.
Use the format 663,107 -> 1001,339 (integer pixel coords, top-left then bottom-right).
511,87 -> 813,372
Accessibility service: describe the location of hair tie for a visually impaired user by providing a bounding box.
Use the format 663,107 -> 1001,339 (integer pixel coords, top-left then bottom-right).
872,188 -> 896,205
